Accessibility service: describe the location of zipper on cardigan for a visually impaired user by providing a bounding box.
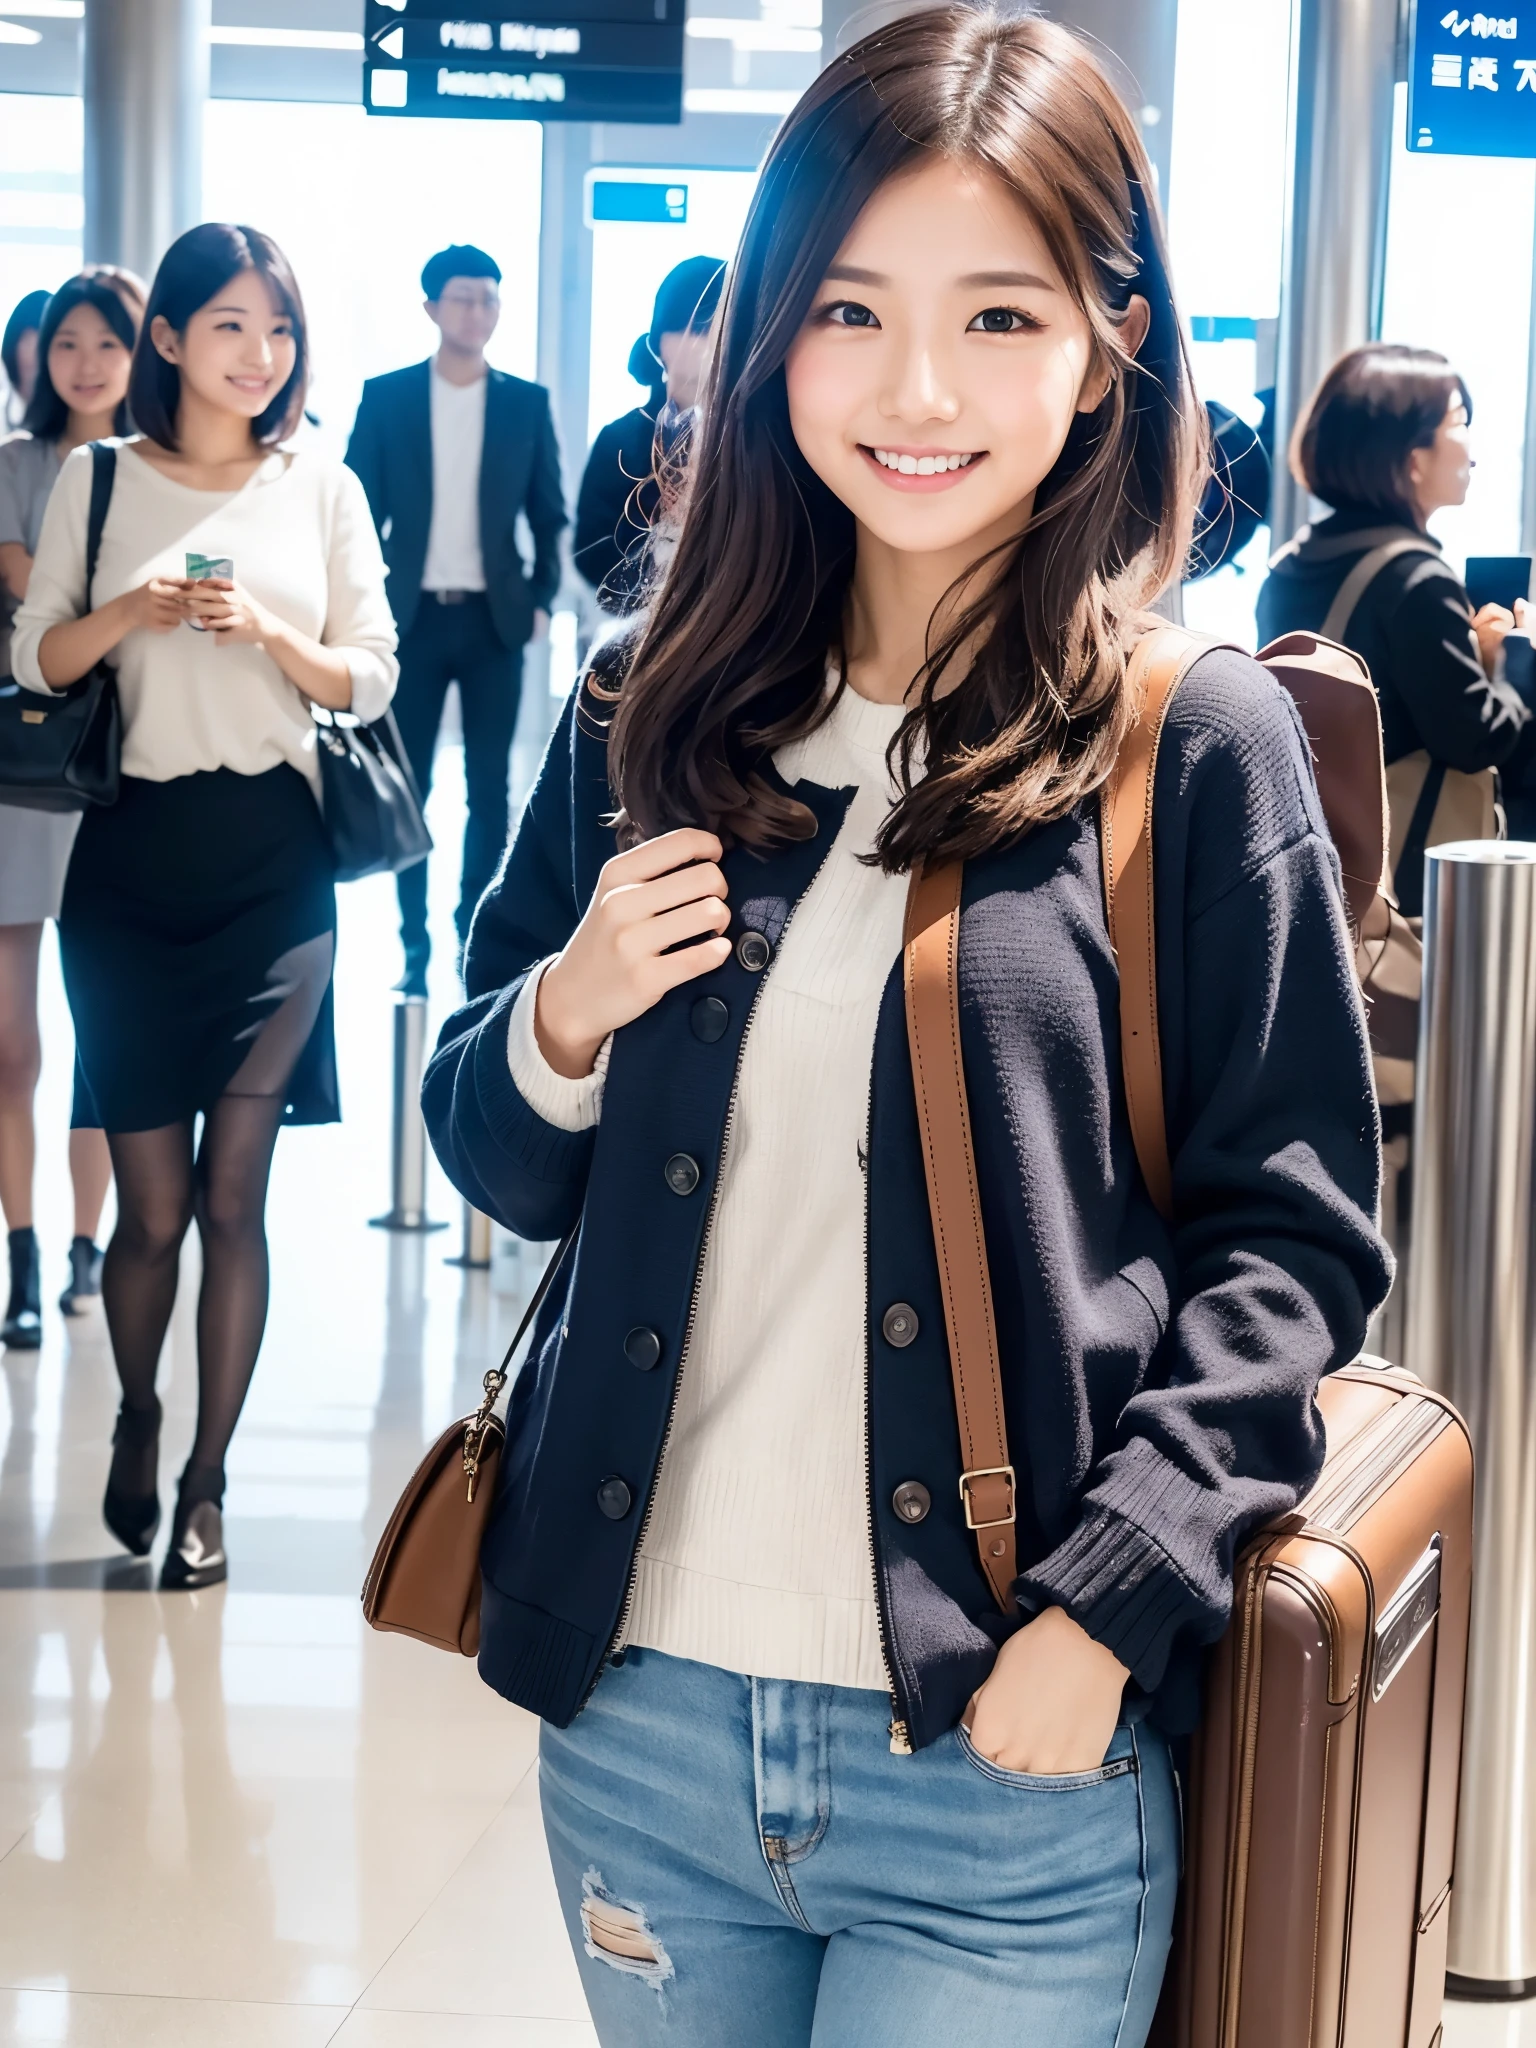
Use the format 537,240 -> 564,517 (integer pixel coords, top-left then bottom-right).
580,839 -> 840,1712
862,1085 -> 911,1755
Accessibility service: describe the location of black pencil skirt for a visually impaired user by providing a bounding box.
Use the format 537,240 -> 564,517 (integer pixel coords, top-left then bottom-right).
60,765 -> 340,1133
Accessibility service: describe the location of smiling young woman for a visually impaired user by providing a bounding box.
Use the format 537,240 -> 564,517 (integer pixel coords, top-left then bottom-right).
9,224 -> 398,1592
425,10 -> 1390,2043
0,266 -> 143,1345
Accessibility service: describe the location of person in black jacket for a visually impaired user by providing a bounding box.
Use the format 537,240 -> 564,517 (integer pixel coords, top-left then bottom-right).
572,255 -> 724,613
1257,344 -> 1526,911
424,14 -> 1388,2041
346,244 -> 567,994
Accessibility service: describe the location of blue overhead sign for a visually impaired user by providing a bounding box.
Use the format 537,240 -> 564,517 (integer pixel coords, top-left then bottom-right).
364,0 -> 685,125
1409,5 -> 1536,155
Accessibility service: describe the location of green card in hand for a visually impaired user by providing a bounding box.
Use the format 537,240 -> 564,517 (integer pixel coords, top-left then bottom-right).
185,552 -> 233,632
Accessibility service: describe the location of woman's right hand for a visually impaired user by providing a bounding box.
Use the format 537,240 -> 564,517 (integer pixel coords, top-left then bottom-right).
119,578 -> 190,637
535,829 -> 732,1079
36,577 -> 189,688
1473,601 -> 1515,678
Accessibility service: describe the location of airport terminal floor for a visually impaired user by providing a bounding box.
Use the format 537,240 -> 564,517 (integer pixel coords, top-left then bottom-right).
0,739 -> 597,2045
0,730 -> 1525,2047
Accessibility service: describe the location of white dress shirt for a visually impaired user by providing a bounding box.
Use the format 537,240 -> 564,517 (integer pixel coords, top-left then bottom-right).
422,366 -> 487,593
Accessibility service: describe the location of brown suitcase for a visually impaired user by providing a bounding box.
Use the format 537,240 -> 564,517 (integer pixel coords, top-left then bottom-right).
1094,633 -> 1475,2048
1152,1358 -> 1473,2048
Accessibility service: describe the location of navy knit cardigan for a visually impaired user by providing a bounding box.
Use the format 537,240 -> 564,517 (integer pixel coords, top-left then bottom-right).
423,642 -> 1391,1751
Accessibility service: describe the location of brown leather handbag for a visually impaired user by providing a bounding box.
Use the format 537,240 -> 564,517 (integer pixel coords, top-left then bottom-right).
361,1229 -> 573,1656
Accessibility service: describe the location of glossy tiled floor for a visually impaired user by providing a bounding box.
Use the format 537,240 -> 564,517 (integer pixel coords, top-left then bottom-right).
1448,2003 -> 1536,2046
0,727 -> 599,2044
1,725 -> 1532,2044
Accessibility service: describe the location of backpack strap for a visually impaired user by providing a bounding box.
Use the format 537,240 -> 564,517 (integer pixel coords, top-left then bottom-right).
85,441 -> 116,612
1098,626 -> 1229,1221
1266,524 -> 1311,569
1273,522 -> 1422,569
1319,536 -> 1443,645
903,858 -> 1017,1612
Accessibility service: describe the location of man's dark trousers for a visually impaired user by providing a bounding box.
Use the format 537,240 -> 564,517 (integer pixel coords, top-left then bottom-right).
393,592 -> 523,964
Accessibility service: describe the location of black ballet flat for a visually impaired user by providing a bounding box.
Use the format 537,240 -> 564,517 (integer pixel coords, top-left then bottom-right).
59,1236 -> 104,1315
2,1227 -> 42,1350
159,1466 -> 227,1591
102,1399 -> 162,1556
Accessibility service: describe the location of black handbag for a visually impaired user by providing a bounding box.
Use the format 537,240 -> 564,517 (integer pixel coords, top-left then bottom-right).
0,442 -> 120,811
312,701 -> 432,882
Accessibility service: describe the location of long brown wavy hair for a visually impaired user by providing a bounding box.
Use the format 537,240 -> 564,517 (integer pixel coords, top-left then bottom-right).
608,5 -> 1207,871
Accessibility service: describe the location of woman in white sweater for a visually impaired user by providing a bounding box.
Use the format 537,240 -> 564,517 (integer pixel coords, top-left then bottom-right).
424,14 -> 1388,2042
12,223 -> 397,1590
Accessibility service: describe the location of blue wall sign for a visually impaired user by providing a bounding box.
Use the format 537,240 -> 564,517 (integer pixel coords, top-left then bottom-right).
589,181 -> 689,223
364,0 -> 685,125
1409,4 -> 1536,155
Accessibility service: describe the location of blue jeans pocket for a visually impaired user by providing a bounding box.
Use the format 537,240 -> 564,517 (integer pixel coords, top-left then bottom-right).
955,1721 -> 1138,1791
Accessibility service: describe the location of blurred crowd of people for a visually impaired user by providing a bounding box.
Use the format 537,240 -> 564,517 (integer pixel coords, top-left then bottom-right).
0,229 -> 730,1590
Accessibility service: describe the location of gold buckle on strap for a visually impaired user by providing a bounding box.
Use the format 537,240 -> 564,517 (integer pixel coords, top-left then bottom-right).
959,1464 -> 1016,1531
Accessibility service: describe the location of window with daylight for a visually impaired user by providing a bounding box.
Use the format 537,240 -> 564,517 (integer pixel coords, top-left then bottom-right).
1380,79 -> 1536,571
1166,0 -> 1294,645
203,101 -> 543,464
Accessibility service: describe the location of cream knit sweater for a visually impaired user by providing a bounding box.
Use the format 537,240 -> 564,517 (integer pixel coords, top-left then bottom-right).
507,680 -> 911,1689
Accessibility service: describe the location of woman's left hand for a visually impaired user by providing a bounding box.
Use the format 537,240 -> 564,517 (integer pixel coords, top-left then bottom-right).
180,577 -> 271,646
174,578 -> 353,709
964,1604 -> 1129,1774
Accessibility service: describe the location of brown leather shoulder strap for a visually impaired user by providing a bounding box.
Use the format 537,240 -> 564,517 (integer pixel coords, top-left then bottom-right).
902,627 -> 1217,1606
903,859 -> 1016,1611
1098,626 -> 1219,1221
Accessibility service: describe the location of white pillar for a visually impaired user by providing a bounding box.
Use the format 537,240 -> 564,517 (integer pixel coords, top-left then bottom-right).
1269,0 -> 1399,551
83,0 -> 210,284
537,121 -> 595,517
1039,0 -> 1178,202
818,0 -> 1175,199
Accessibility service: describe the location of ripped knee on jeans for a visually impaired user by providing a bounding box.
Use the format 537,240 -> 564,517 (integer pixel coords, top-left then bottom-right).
580,1867 -> 674,1988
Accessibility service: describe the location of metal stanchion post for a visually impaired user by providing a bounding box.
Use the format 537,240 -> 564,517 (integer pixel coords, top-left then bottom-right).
370,995 -> 446,1234
1405,840 -> 1536,1997
446,1201 -> 493,1269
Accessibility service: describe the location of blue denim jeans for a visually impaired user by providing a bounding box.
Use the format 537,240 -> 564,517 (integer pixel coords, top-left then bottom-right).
539,1648 -> 1179,2046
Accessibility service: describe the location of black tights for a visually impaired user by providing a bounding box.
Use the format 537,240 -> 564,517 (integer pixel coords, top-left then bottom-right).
99,932 -> 331,1505
103,1094 -> 287,1502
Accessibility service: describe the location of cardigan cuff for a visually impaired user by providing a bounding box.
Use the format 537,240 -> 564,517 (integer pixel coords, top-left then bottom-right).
1015,1428 -> 1281,1691
506,960 -> 610,1132
470,979 -> 602,1184
1014,1505 -> 1202,1695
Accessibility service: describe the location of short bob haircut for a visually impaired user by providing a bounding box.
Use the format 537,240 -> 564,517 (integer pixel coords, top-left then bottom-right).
1291,344 -> 1470,529
130,223 -> 308,450
609,5 -> 1206,872
22,266 -> 146,441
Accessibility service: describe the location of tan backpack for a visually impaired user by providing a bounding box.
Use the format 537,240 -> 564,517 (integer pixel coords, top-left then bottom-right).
1100,625 -> 1410,1193
1317,535 -> 1500,920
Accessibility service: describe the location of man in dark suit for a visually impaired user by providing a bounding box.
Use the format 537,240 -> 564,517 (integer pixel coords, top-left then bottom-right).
346,244 -> 566,994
